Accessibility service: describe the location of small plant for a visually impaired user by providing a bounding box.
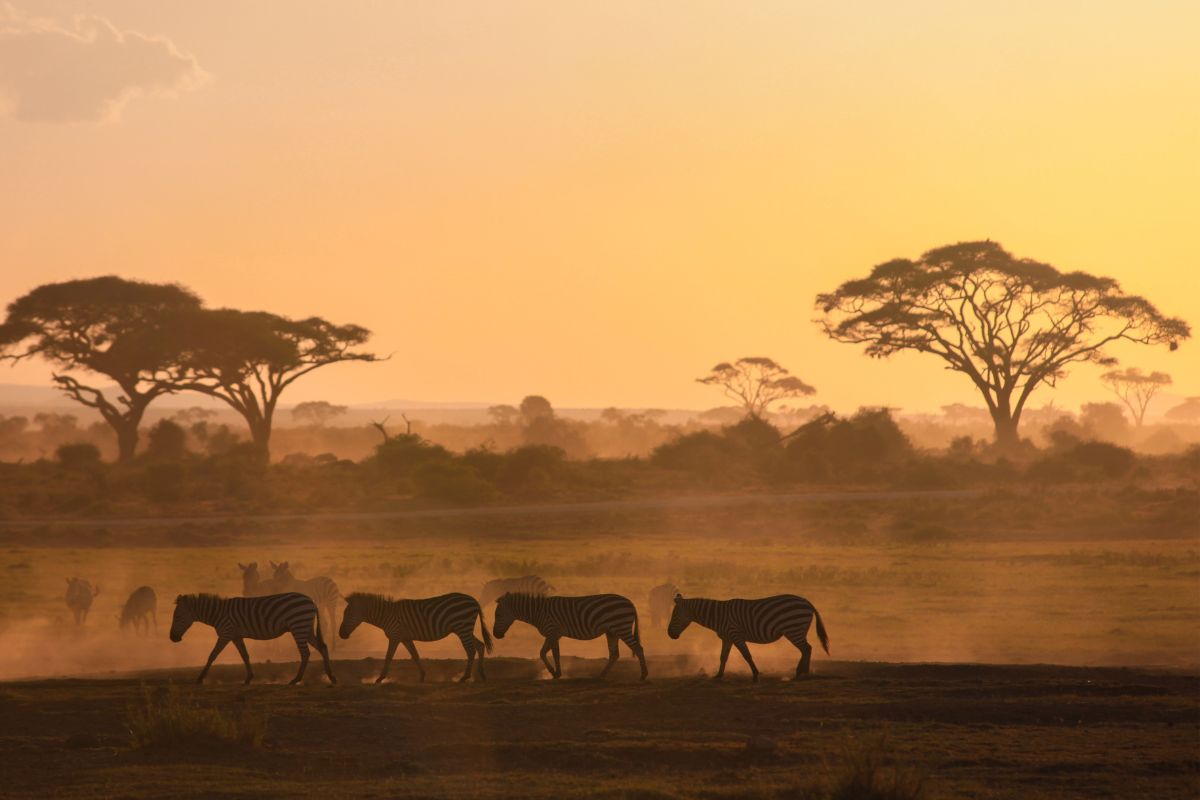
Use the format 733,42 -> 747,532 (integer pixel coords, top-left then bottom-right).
126,683 -> 267,752
826,732 -> 926,800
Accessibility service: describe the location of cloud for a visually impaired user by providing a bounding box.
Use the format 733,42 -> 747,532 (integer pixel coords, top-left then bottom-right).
0,6 -> 208,123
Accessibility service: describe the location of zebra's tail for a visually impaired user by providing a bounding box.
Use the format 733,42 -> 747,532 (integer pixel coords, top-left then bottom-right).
812,604 -> 830,655
312,605 -> 327,646
477,605 -> 494,653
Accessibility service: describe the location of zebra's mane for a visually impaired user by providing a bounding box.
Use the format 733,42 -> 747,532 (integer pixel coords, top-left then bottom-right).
500,592 -> 545,602
344,591 -> 394,605
177,592 -> 225,604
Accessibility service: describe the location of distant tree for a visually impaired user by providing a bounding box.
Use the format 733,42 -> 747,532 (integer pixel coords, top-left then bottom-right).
33,412 -> 79,437
0,277 -> 201,461
939,403 -> 991,426
696,357 -> 816,418
145,419 -> 189,461
1079,402 -> 1131,442
0,415 -> 28,438
1101,368 -> 1172,427
817,241 -> 1190,450
170,406 -> 217,425
519,395 -> 554,423
291,400 -> 349,426
171,309 -> 377,462
487,404 -> 520,426
697,406 -> 744,426
56,442 -> 101,470
1165,396 -> 1200,425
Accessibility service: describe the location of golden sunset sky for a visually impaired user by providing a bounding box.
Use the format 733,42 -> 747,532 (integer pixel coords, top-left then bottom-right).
2,1 -> 1197,412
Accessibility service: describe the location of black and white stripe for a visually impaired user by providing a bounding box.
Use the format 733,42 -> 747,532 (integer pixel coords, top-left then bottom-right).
340,592 -> 493,683
493,593 -> 647,680
238,562 -> 287,596
119,586 -> 157,635
169,592 -> 336,686
668,594 -> 829,681
270,561 -> 342,649
481,575 -> 554,607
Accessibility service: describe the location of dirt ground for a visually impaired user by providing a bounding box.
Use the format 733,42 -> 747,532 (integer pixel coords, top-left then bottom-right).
1,657 -> 1195,799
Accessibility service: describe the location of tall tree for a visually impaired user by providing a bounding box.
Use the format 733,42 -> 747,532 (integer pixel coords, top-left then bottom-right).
0,277 -> 201,461
816,241 -> 1190,449
696,357 -> 816,418
1100,367 -> 1172,427
172,309 -> 377,461
291,400 -> 349,426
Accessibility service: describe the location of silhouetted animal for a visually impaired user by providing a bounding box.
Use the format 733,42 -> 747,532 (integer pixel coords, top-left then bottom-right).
119,586 -> 158,635
493,592 -> 647,680
270,561 -> 341,649
480,575 -> 555,606
169,592 -> 335,686
668,594 -> 829,681
648,582 -> 680,628
340,592 -> 493,683
238,562 -> 287,596
65,578 -> 99,625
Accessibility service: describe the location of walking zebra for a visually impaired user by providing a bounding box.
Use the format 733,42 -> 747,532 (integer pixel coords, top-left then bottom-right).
238,562 -> 288,596
493,593 -> 647,680
648,582 -> 680,628
481,575 -> 555,607
65,578 -> 99,625
340,592 -> 493,683
270,561 -> 342,650
169,592 -> 336,686
668,594 -> 829,681
119,586 -> 157,635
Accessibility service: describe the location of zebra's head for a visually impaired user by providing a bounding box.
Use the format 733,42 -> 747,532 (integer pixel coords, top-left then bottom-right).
271,561 -> 293,580
492,593 -> 517,639
169,595 -> 197,642
339,594 -> 369,639
667,593 -> 692,639
238,562 -> 259,591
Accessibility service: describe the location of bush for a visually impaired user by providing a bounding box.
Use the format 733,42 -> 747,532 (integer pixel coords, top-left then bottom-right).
1028,440 -> 1136,482
56,443 -> 102,470
412,461 -> 498,504
127,684 -> 267,752
145,420 -> 189,461
826,733 -> 926,800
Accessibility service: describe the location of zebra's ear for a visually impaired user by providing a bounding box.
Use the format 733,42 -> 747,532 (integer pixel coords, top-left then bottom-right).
175,594 -> 184,604
238,563 -> 247,571
674,592 -> 684,603
270,561 -> 278,569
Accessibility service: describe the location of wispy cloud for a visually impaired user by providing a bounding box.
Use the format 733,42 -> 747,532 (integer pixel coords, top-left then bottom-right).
0,5 -> 208,123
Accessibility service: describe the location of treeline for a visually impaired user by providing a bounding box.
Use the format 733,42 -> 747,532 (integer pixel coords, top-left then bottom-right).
1,406 -> 1195,518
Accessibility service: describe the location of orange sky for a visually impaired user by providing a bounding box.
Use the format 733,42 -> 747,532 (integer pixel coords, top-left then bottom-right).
2,2 -> 1197,413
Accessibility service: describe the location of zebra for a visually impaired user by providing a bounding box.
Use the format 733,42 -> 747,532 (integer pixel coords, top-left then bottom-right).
667,594 -> 829,681
480,575 -> 555,607
648,582 -> 680,628
169,592 -> 336,686
340,592 -> 493,683
493,592 -> 647,680
119,586 -> 157,635
65,578 -> 99,625
270,561 -> 342,650
238,562 -> 288,596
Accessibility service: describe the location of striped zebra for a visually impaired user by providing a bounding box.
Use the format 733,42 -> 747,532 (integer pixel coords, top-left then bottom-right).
270,561 -> 342,650
481,575 -> 555,607
668,594 -> 829,681
119,586 -> 157,635
169,592 -> 336,686
648,582 -> 680,628
493,592 -> 647,680
65,578 -> 99,625
238,562 -> 288,596
340,592 -> 493,683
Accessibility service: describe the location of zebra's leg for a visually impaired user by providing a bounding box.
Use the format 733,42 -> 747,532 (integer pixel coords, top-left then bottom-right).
377,638 -> 400,684
232,637 -> 254,685
401,640 -> 425,683
715,638 -> 732,679
788,633 -> 813,678
551,638 -> 563,679
538,638 -> 558,679
621,632 -> 649,681
289,639 -> 311,685
733,640 -> 759,682
599,632 -> 620,678
151,608 -> 158,633
311,632 -> 336,685
455,633 -> 476,683
475,637 -> 487,682
197,637 -> 230,684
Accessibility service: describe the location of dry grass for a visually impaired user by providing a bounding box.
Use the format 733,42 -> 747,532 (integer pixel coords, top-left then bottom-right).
126,683 -> 267,752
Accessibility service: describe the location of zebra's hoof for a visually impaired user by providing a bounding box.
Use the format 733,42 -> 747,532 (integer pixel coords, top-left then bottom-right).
374,677 -> 384,685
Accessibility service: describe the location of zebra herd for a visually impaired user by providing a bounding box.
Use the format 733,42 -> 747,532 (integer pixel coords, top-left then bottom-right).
68,569 -> 830,685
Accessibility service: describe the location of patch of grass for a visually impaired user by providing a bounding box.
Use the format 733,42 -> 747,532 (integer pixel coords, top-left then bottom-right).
825,733 -> 927,800
126,683 -> 267,752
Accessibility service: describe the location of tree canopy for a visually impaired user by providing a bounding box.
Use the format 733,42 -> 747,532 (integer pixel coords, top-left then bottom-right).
696,357 -> 815,419
1100,367 -> 1172,427
816,241 -> 1190,448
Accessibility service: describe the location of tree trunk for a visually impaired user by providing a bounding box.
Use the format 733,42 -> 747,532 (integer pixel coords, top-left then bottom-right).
248,419 -> 272,464
114,420 -> 139,463
991,412 -> 1021,454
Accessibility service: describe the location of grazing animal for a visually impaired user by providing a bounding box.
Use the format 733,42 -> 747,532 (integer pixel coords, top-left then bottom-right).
340,592 -> 493,683
668,594 -> 829,681
65,578 -> 99,625
169,592 -> 336,686
270,561 -> 342,650
480,575 -> 555,607
119,586 -> 158,635
648,582 -> 680,628
238,562 -> 288,596
493,592 -> 647,680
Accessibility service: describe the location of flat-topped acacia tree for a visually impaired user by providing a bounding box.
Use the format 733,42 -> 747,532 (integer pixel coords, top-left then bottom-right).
1100,367 -> 1172,427
171,308 -> 377,462
0,277 -> 201,461
816,241 -> 1190,451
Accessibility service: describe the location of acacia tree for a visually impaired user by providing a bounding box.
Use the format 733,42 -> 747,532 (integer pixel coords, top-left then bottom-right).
0,277 -> 201,461
291,400 -> 349,426
1100,368 -> 1172,427
696,357 -> 816,418
817,241 -> 1190,449
172,309 -> 377,461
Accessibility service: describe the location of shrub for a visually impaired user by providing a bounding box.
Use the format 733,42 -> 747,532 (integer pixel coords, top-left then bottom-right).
145,419 -> 189,461
826,733 -> 926,800
412,461 -> 498,504
56,443 -> 102,470
127,684 -> 267,752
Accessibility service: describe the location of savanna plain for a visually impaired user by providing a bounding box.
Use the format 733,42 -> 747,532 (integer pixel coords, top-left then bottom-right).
0,488 -> 1196,799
